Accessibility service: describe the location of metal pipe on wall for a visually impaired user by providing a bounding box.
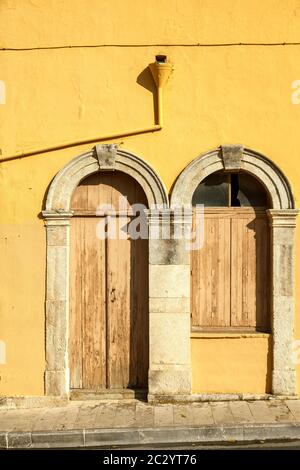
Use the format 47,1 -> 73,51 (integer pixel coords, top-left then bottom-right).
1,56 -> 173,163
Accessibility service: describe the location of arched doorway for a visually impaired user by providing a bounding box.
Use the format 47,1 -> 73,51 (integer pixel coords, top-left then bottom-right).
170,146 -> 298,396
191,170 -> 270,332
42,146 -> 169,397
69,171 -> 149,394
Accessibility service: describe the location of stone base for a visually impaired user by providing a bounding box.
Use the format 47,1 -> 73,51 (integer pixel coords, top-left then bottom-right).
1,392 -> 299,410
148,393 -> 300,403
148,366 -> 191,396
70,388 -> 147,401
272,369 -> 297,396
0,396 -> 69,410
45,369 -> 69,396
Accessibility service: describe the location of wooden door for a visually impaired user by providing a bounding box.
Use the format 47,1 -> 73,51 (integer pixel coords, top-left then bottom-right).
69,172 -> 149,390
191,208 -> 270,331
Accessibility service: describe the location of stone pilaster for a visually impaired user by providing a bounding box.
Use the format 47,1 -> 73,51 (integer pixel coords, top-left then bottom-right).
268,209 -> 299,395
147,209 -> 192,401
42,210 -> 72,396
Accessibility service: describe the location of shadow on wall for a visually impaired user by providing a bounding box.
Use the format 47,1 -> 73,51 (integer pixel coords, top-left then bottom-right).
136,66 -> 157,122
266,335 -> 273,393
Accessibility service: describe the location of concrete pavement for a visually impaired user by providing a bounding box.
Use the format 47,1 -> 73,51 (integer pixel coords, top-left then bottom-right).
1,398 -> 300,448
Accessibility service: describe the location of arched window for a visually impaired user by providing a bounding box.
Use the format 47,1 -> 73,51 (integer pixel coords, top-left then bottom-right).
191,171 -> 270,332
192,171 -> 269,207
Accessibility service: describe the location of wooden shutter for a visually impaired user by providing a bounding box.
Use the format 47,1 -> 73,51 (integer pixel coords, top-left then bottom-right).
191,208 -> 270,331
191,212 -> 231,327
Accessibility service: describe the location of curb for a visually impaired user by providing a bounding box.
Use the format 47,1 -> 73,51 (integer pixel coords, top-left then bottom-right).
1,423 -> 300,448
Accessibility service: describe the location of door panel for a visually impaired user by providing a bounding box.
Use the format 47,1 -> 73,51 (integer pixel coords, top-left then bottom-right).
130,235 -> 149,388
81,218 -> 107,389
70,217 -> 107,389
254,217 -> 270,328
106,222 -> 149,389
69,216 -> 84,389
191,215 -> 231,327
71,172 -> 147,213
106,230 -> 131,389
191,209 -> 270,330
69,171 -> 149,391
231,215 -> 257,327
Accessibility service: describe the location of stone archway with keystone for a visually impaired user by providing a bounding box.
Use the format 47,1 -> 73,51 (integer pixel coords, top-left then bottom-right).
43,145 -> 191,400
171,145 -> 298,397
43,144 -> 298,400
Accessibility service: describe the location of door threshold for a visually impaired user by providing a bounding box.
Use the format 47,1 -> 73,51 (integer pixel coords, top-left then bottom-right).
70,388 -> 147,401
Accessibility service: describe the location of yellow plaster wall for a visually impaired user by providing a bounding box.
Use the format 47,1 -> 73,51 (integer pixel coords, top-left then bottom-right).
0,1 -> 300,395
191,336 -> 272,394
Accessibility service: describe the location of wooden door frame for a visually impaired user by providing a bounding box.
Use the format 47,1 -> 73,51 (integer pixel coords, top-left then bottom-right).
170,145 -> 299,396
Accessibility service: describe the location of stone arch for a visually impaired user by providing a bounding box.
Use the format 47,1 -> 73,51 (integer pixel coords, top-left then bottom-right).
45,147 -> 168,213
170,145 -> 298,396
170,147 -> 294,210
42,146 -> 168,396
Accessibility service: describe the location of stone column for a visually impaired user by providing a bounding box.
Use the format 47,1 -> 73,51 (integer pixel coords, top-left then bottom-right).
147,209 -> 192,401
42,210 -> 72,396
268,209 -> 299,396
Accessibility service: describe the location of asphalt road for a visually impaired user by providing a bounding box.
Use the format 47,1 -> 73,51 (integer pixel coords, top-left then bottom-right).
107,440 -> 300,450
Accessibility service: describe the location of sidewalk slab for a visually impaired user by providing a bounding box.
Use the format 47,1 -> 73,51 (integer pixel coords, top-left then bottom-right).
0,399 -> 300,448
0,423 -> 300,449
